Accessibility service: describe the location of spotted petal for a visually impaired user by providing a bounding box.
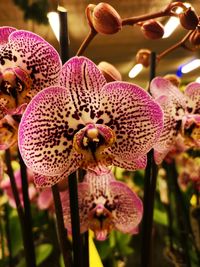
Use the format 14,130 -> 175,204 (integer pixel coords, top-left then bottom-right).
60,56 -> 106,123
62,169 -> 143,238
98,82 -> 163,165
153,95 -> 182,164
185,82 -> 200,114
150,77 -> 186,107
19,86 -> 83,178
109,180 -> 143,233
0,27 -> 16,48
111,154 -> 147,170
0,30 -> 61,95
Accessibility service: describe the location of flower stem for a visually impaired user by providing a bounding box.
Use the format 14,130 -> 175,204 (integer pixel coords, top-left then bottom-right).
18,150 -> 36,267
4,149 -> 35,267
157,30 -> 194,60
58,7 -> 70,63
141,52 -> 157,267
141,149 -> 158,267
5,204 -> 14,267
57,9 -> 83,267
68,172 -> 84,267
52,184 -> 73,267
76,29 -> 97,56
164,161 -> 192,266
122,1 -> 185,26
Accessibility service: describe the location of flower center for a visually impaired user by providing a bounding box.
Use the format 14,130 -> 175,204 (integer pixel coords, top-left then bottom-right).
88,203 -> 114,241
0,67 -> 32,112
73,123 -> 116,168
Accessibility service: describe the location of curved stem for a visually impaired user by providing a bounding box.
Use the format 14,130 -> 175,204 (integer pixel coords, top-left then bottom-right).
76,29 -> 97,56
122,1 -> 185,26
157,30 -> 194,60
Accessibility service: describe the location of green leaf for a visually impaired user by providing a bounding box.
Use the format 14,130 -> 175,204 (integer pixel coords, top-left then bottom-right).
16,243 -> 53,267
153,209 -> 168,226
36,244 -> 53,265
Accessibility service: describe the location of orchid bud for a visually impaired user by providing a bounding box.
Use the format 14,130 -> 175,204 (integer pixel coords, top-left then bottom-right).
179,7 -> 199,30
135,49 -> 151,67
141,20 -> 164,39
98,61 -> 122,82
88,3 -> 122,34
189,27 -> 200,46
164,74 -> 181,87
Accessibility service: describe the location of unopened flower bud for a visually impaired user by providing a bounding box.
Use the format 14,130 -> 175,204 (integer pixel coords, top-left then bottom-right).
141,20 -> 164,39
164,74 -> 181,87
179,7 -> 199,30
189,27 -> 200,46
135,49 -> 151,68
98,61 -> 122,82
87,3 -> 122,34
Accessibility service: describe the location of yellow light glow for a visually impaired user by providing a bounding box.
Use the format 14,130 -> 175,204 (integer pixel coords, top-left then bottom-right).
195,77 -> 200,83
47,11 -> 60,41
128,64 -> 143,78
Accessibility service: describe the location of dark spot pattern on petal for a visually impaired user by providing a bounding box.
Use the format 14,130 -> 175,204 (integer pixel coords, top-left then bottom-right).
19,86 -> 83,177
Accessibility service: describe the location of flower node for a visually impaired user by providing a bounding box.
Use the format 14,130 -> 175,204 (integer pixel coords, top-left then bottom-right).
140,19 -> 164,40
179,7 -> 199,30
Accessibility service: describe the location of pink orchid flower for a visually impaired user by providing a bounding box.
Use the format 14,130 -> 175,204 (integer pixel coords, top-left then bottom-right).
19,56 -> 163,187
150,77 -> 200,164
0,26 -> 61,118
61,167 -> 143,241
0,169 -> 36,208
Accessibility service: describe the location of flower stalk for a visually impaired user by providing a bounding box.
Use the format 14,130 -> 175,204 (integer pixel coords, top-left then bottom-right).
5,149 -> 36,267
18,150 -> 36,267
52,184 -> 73,267
141,52 -> 158,267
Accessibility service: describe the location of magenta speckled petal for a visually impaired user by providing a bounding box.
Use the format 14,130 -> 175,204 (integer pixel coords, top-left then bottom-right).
185,82 -> 200,114
19,86 -> 83,177
109,180 -> 143,233
0,30 -> 61,95
0,27 -> 16,48
150,77 -> 186,106
111,154 -> 147,170
60,56 -> 106,123
153,95 -> 181,164
98,82 -> 163,164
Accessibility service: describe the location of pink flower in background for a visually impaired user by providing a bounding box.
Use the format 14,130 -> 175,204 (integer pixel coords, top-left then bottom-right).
150,77 -> 200,164
0,169 -> 36,208
19,56 -> 163,187
61,167 -> 143,241
176,153 -> 200,191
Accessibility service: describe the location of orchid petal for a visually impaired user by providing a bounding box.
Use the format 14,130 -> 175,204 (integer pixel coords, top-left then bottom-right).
19,86 -> 83,178
111,154 -> 147,170
150,77 -> 186,107
60,56 -> 106,123
98,82 -> 163,165
37,188 -> 53,210
1,30 -> 61,95
153,95 -> 182,164
0,27 -> 16,48
185,82 -> 200,114
109,180 -> 143,233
